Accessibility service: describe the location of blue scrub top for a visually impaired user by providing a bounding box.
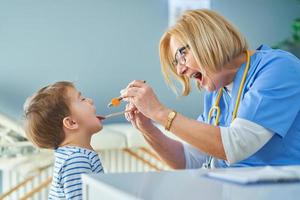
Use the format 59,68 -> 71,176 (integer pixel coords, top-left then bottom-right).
198,45 -> 300,167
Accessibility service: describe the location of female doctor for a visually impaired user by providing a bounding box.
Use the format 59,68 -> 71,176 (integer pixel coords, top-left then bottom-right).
121,9 -> 300,169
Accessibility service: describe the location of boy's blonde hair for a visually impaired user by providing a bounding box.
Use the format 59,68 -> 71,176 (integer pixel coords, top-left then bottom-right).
159,9 -> 248,96
24,81 -> 74,149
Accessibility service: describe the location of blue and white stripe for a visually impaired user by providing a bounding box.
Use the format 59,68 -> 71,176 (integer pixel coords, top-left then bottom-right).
48,146 -> 103,200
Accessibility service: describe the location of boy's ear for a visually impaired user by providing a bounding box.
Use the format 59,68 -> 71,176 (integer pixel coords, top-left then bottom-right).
63,116 -> 78,130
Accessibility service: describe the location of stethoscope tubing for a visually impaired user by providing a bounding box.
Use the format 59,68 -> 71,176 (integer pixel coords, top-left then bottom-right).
204,50 -> 251,169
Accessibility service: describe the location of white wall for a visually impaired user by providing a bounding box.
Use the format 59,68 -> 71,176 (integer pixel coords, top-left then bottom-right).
0,0 -> 299,123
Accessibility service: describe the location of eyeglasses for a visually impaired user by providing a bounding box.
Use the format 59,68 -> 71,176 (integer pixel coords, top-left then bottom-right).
172,45 -> 190,68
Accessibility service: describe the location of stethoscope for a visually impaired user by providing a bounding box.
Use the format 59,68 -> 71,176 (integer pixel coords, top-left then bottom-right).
202,50 -> 251,169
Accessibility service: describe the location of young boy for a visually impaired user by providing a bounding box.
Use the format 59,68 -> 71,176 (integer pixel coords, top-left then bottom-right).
23,81 -> 104,199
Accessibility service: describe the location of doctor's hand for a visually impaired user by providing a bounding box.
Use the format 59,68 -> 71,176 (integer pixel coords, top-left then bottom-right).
120,80 -> 166,121
124,102 -> 155,133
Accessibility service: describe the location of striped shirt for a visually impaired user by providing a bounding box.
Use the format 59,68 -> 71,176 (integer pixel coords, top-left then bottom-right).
48,146 -> 104,200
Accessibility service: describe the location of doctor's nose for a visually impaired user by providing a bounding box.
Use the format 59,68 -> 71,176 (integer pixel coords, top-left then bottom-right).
176,64 -> 188,76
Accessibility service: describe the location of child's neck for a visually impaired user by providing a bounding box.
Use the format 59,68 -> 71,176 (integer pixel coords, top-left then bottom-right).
60,132 -> 94,151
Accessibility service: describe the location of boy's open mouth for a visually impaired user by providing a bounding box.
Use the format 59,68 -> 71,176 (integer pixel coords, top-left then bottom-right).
96,115 -> 105,120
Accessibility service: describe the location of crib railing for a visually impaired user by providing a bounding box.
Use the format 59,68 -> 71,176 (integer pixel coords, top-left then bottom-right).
0,147 -> 170,200
101,147 -> 169,173
0,163 -> 53,200
0,118 -> 174,200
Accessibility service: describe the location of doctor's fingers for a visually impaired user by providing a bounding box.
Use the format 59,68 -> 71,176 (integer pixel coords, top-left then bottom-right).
120,80 -> 147,97
120,87 -> 143,100
126,106 -> 139,129
125,103 -> 137,121
126,80 -> 147,89
125,103 -> 132,121
125,104 -> 130,121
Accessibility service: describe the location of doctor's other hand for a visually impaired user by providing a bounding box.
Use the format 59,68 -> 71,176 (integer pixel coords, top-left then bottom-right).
120,80 -> 166,121
125,102 -> 155,133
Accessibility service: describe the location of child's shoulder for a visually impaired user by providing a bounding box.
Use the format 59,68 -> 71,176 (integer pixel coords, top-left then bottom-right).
54,146 -> 99,168
55,146 -> 98,158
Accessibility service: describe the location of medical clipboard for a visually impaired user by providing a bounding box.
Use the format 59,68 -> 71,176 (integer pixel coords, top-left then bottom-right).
205,165 -> 300,184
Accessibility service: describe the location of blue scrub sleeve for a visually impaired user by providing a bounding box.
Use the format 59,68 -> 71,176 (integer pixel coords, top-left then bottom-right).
237,54 -> 300,137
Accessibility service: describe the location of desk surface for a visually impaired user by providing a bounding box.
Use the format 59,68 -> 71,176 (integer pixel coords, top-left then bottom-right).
82,168 -> 300,200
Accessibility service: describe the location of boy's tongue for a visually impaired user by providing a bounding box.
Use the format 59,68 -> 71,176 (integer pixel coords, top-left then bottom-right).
96,115 -> 106,120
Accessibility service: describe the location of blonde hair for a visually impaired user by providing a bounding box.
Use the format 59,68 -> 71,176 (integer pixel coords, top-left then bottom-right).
159,9 -> 248,96
23,81 -> 74,149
